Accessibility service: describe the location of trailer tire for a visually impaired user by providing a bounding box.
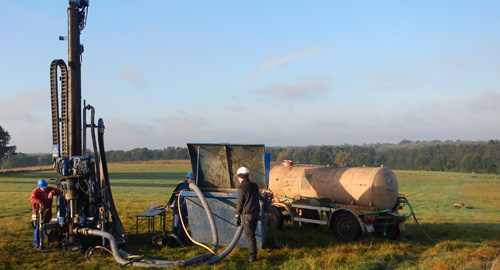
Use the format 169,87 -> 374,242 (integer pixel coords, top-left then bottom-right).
332,211 -> 361,242
268,206 -> 283,230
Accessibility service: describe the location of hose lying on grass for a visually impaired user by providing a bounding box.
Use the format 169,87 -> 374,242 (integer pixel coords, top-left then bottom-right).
80,183 -> 217,267
82,182 -> 245,267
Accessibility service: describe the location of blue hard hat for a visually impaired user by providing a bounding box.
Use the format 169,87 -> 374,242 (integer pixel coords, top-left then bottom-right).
186,172 -> 194,179
38,179 -> 48,189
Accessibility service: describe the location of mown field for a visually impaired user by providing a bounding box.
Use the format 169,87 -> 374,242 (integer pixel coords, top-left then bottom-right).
0,163 -> 499,270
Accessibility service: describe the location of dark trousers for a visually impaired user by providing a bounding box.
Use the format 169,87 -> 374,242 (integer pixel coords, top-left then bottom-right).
242,213 -> 259,261
171,207 -> 188,241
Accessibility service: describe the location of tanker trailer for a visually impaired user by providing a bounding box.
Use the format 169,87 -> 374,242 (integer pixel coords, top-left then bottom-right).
267,161 -> 407,242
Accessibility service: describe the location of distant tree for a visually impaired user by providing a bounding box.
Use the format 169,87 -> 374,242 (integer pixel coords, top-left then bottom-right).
292,147 -> 312,164
37,155 -> 53,166
414,155 -> 428,170
0,125 -> 16,164
130,148 -> 153,161
431,154 -> 447,171
444,159 -> 456,172
276,150 -> 291,162
335,151 -> 354,167
311,149 -> 331,165
107,150 -> 130,162
356,152 -> 374,166
0,153 -> 37,169
152,149 -> 165,160
399,139 -> 413,145
480,156 -> 497,174
461,153 -> 481,172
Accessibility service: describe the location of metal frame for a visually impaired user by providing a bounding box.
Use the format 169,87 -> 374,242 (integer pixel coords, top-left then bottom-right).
290,203 -> 331,225
135,208 -> 166,234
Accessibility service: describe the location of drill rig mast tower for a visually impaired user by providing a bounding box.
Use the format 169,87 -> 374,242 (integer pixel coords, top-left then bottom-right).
49,0 -> 126,250
67,0 -> 83,158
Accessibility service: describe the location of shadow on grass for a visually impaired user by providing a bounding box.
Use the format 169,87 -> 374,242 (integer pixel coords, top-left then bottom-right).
401,222 -> 500,243
1,170 -> 186,182
108,171 -> 186,181
110,182 -> 178,188
0,181 -> 37,186
0,170 -> 57,179
267,221 -> 500,248
258,222 -> 500,269
265,224 -> 337,249
1,178 -> 179,189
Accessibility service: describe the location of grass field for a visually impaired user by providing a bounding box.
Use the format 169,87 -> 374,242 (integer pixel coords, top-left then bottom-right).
0,163 -> 499,269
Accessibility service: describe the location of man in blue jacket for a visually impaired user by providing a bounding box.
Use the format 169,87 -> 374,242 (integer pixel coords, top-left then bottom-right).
167,172 -> 195,243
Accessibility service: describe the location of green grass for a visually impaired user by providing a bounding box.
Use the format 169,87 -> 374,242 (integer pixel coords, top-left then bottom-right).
1,165 -> 499,269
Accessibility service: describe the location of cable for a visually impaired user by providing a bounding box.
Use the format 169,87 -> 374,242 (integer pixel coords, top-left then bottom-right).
268,220 -> 284,249
411,211 -> 436,243
400,198 -> 435,243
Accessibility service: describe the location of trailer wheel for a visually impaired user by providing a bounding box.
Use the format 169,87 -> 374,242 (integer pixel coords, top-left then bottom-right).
267,205 -> 283,230
332,211 -> 361,242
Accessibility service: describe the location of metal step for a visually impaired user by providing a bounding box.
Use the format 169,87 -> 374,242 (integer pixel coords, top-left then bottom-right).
293,217 -> 328,225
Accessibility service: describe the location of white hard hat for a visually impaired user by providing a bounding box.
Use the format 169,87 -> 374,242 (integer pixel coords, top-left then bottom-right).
237,167 -> 250,175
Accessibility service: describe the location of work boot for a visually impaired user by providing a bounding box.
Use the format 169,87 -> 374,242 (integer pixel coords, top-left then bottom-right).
33,246 -> 50,253
246,257 -> 257,264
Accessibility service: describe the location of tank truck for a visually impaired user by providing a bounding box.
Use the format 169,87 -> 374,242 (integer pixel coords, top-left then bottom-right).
267,161 -> 410,242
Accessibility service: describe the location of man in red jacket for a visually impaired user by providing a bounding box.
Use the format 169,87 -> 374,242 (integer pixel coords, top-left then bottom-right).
30,179 -> 61,249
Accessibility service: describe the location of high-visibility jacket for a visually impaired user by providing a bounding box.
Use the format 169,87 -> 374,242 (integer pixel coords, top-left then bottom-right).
30,187 -> 61,223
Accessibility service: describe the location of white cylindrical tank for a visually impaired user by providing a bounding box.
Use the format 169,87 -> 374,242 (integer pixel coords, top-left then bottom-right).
269,166 -> 399,210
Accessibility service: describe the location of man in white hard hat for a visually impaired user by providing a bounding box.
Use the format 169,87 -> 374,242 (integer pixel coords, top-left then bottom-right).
235,167 -> 260,263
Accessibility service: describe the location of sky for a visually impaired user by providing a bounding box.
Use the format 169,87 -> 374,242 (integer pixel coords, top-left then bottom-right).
1,1 -> 500,153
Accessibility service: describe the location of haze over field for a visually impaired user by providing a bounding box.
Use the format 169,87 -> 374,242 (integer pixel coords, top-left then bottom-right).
1,1 -> 499,153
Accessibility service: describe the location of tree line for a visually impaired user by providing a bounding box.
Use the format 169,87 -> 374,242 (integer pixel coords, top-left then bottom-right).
0,147 -> 189,169
2,141 -> 500,174
1,123 -> 500,174
377,140 -> 500,174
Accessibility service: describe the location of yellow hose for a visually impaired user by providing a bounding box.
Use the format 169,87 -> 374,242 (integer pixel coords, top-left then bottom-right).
176,190 -> 215,254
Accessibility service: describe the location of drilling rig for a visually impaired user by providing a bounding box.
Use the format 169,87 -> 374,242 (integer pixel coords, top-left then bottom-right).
48,0 -> 127,250
43,2 -> 268,267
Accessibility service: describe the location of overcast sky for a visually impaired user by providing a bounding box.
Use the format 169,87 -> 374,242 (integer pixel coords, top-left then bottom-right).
1,1 -> 500,153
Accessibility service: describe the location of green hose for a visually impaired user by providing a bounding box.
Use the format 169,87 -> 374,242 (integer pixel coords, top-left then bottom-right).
399,199 -> 414,218
361,209 -> 392,215
278,196 -> 295,202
